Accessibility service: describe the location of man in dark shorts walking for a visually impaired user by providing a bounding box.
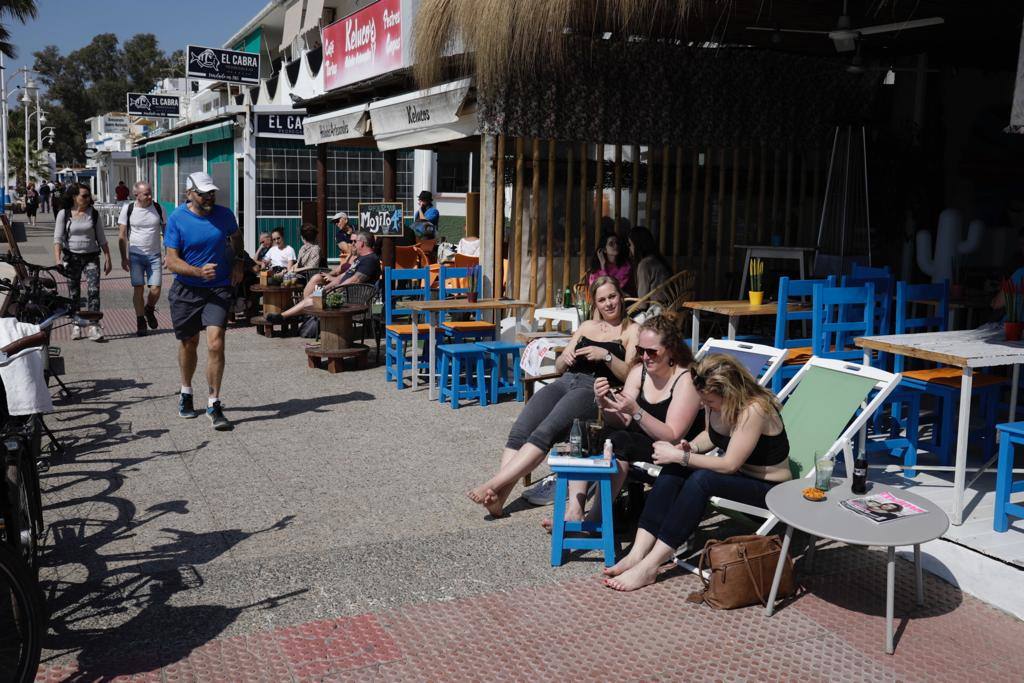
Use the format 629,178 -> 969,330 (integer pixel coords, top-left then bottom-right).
164,171 -> 244,430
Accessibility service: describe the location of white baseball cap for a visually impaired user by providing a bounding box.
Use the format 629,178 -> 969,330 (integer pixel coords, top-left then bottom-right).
186,171 -> 219,193
330,211 -> 348,221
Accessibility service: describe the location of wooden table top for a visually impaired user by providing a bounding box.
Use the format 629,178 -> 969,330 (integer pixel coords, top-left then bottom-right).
397,298 -> 534,312
856,324 -> 1024,369
734,244 -> 817,253
682,300 -> 806,317
308,304 -> 367,317
252,284 -> 301,293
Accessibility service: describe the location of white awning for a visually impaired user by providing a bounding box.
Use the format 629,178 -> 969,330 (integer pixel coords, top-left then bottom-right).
303,104 -> 369,144
300,0 -> 325,35
368,78 -> 476,151
279,1 -> 304,55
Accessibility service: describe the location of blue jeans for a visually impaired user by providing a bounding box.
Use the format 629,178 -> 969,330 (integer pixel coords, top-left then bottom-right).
129,250 -> 163,287
638,464 -> 778,548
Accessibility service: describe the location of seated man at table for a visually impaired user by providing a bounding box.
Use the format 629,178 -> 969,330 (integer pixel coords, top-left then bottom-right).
265,230 -> 380,324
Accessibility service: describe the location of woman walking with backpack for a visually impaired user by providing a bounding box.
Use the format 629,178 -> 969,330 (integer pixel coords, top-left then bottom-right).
53,183 -> 112,340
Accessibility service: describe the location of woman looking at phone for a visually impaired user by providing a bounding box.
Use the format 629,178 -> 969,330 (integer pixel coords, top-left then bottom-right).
543,313 -> 702,530
468,276 -> 638,517
603,355 -> 790,592
588,233 -> 632,292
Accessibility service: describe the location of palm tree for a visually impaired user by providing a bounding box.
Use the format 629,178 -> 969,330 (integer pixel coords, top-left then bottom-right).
0,0 -> 38,59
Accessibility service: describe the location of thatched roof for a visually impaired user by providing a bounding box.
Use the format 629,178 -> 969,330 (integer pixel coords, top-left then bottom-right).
414,0 -> 1022,91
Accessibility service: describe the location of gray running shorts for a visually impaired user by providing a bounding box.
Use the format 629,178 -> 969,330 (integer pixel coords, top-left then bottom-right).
168,280 -> 232,340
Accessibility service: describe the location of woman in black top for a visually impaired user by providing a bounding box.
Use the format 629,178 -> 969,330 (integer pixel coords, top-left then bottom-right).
468,276 -> 639,517
604,354 -> 790,592
543,314 -> 702,530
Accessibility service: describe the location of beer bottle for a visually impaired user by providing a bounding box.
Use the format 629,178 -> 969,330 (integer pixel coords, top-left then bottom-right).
563,287 -> 572,308
851,451 -> 869,494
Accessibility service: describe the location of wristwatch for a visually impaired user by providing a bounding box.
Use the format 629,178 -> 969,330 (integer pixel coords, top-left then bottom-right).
633,409 -> 644,424
604,352 -> 613,363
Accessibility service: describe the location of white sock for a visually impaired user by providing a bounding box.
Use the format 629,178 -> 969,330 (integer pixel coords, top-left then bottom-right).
208,397 -> 220,407
181,386 -> 192,395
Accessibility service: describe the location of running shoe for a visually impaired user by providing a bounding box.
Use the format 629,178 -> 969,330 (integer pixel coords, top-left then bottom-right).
136,316 -> 147,337
265,312 -> 285,325
207,401 -> 232,431
70,325 -> 83,341
178,393 -> 198,419
523,473 -> 557,506
144,305 -> 158,329
88,324 -> 105,341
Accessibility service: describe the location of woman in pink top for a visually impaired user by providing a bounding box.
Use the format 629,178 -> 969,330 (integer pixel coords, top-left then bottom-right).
588,233 -> 632,292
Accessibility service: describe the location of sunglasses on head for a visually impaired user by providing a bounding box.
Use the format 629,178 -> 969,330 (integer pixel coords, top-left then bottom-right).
636,345 -> 661,360
690,368 -> 707,390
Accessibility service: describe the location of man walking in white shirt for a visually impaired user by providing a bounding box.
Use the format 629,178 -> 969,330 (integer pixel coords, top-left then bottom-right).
117,182 -> 166,337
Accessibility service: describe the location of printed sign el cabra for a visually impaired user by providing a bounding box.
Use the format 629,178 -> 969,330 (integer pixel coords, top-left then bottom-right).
357,202 -> 403,237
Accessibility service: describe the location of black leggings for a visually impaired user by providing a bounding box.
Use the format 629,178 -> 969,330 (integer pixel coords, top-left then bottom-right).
638,464 -> 777,548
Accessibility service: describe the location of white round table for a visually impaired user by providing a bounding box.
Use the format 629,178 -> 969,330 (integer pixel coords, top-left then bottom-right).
764,479 -> 949,654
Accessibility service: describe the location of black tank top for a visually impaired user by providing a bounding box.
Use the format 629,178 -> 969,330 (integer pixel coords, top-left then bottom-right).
707,407 -> 789,467
632,366 -> 703,441
573,335 -> 626,382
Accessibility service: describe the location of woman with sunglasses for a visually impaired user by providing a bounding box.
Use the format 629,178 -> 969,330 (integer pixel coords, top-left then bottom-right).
262,228 -> 296,271
468,276 -> 638,517
542,313 -> 702,530
53,183 -> 112,340
604,354 -> 790,592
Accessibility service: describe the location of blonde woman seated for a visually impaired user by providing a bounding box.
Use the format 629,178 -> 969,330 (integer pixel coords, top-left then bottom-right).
468,276 -> 638,517
604,355 -> 791,592
543,313 -> 701,530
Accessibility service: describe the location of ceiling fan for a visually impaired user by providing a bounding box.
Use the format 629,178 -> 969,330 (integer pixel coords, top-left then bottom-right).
746,0 -> 944,53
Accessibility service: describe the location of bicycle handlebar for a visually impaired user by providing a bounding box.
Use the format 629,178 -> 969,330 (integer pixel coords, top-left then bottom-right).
0,330 -> 48,359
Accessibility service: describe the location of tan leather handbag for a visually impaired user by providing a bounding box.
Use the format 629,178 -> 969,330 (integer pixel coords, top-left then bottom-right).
686,534 -> 796,610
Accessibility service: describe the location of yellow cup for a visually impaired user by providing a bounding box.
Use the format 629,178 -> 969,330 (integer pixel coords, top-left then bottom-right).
748,290 -> 764,306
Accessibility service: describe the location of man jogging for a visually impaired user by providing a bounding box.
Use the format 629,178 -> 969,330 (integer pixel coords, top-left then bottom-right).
164,171 -> 244,430
118,182 -> 165,337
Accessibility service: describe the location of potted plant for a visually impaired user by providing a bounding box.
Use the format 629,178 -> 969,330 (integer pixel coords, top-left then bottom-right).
748,258 -> 764,306
1003,279 -> 1023,341
466,265 -> 479,303
324,290 -> 346,310
573,285 -> 592,322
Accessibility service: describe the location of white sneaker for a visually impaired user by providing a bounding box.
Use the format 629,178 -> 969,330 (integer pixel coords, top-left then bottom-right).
88,324 -> 104,341
70,325 -> 83,340
523,474 -> 557,506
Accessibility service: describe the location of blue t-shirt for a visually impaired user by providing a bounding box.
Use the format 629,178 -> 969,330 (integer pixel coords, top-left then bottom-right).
420,206 -> 439,226
165,204 -> 239,288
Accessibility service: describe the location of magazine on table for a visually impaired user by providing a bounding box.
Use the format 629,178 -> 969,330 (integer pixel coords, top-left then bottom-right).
840,492 -> 926,524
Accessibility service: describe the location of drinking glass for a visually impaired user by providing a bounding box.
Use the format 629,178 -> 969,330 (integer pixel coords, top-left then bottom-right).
585,420 -> 605,456
814,451 -> 834,491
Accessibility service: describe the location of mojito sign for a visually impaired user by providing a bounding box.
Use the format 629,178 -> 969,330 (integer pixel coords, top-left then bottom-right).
322,0 -> 403,91
126,92 -> 181,118
357,202 -> 403,237
186,45 -> 260,84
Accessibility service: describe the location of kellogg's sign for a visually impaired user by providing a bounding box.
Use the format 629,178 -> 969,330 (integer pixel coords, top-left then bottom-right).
322,0 -> 404,91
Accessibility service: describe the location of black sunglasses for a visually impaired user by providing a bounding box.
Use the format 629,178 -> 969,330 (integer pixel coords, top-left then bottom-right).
690,367 -> 707,390
636,345 -> 661,360
191,188 -> 215,199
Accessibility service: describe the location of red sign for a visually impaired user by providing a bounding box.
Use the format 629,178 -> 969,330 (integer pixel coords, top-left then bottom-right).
322,0 -> 404,91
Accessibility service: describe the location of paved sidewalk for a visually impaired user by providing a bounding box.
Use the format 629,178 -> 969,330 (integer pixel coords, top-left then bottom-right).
10,217 -> 1024,681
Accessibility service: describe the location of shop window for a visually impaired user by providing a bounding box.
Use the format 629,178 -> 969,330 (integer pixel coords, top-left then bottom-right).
436,151 -> 471,193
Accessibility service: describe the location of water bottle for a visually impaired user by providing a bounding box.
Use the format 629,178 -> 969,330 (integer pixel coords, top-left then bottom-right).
569,418 -> 583,458
603,438 -> 614,463
851,452 -> 869,494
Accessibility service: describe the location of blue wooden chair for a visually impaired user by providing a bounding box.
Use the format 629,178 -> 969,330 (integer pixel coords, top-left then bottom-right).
851,262 -> 891,279
994,421 -> 1024,531
438,265 -> 496,343
811,282 -> 875,363
772,276 -> 835,393
384,266 -> 432,389
893,280 -> 1003,469
841,272 -> 894,369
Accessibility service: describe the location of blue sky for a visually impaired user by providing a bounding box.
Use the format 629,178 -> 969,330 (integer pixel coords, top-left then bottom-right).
4,0 -> 269,91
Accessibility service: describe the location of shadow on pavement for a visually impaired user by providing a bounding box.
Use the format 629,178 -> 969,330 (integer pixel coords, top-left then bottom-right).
229,390 -> 375,425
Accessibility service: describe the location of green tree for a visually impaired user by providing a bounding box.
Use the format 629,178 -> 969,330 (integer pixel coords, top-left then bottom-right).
0,0 -> 37,58
28,33 -> 180,164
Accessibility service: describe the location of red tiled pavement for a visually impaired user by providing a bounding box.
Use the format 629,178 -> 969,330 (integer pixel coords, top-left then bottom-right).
36,543 -> 1024,682
49,307 -> 177,342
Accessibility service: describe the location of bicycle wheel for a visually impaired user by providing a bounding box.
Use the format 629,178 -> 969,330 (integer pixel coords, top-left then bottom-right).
3,460 -> 37,577
0,543 -> 43,682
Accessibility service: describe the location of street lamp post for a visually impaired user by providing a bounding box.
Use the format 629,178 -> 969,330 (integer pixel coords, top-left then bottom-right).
20,75 -> 38,186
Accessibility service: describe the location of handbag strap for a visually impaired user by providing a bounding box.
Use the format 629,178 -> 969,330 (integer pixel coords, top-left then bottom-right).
738,544 -> 768,607
685,540 -> 716,604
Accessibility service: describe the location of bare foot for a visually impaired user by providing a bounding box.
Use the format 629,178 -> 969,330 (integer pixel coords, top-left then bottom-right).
540,508 -> 584,533
602,551 -> 645,577
467,485 -> 496,505
483,493 -> 505,518
602,564 -> 659,592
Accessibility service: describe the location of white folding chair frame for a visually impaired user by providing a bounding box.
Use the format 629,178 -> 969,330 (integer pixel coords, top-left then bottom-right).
695,337 -> 787,388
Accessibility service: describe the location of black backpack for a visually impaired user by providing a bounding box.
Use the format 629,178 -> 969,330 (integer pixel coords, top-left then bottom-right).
124,201 -> 164,241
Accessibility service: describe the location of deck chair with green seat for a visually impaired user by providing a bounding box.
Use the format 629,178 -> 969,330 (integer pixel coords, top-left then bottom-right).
673,356 -> 901,572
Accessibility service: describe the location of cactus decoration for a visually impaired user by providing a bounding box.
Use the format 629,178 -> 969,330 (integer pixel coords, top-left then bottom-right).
916,208 -> 984,284
749,258 -> 764,292
1003,279 -> 1021,323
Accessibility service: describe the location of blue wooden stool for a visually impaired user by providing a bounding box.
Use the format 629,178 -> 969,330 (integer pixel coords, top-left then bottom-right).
476,341 -> 525,404
549,456 -> 618,567
995,421 -> 1024,532
437,343 -> 488,409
